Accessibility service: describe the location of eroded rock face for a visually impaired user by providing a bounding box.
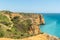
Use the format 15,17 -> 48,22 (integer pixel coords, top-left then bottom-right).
40,14 -> 45,25
28,14 -> 45,35
9,13 -> 45,35
1,11 -> 45,35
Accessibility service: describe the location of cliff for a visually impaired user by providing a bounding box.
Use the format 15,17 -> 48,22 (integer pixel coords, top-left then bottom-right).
0,11 -> 44,39
28,14 -> 45,34
0,11 -> 59,40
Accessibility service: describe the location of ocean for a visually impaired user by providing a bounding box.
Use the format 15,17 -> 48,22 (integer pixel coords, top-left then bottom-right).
40,13 -> 60,38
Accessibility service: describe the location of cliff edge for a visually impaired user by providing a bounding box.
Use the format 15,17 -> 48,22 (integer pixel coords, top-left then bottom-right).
0,11 -> 45,39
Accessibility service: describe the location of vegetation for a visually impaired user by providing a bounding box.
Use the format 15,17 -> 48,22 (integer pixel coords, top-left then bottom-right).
0,11 -> 40,39
0,14 -> 9,22
0,30 -> 4,37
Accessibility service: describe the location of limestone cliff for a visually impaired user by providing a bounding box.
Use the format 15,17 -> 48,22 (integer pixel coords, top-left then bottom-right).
0,11 -> 45,38
5,13 -> 45,35
11,13 -> 45,35
0,11 -> 59,40
28,14 -> 45,35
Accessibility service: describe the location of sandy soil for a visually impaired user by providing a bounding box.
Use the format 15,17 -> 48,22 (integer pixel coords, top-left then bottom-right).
0,34 -> 59,40
0,34 -> 48,40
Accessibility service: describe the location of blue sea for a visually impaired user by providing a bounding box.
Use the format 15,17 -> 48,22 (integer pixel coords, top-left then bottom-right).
40,13 -> 60,38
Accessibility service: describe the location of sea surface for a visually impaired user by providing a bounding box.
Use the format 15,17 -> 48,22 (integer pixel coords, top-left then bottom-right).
40,13 -> 60,38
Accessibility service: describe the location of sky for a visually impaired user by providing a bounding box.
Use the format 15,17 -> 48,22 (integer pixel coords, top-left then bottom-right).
0,0 -> 60,13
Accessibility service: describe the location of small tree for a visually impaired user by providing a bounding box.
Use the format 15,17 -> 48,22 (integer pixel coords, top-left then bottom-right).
11,16 -> 20,23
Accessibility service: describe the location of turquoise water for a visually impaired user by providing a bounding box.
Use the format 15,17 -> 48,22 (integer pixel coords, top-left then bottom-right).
40,13 -> 60,38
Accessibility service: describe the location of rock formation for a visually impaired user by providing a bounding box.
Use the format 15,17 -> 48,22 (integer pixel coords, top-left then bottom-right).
28,14 -> 45,35
0,11 -> 45,38
0,11 -> 59,40
3,12 -> 45,35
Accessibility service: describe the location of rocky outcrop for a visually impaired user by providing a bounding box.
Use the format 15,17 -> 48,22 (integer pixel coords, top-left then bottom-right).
3,12 -> 45,35
28,14 -> 45,35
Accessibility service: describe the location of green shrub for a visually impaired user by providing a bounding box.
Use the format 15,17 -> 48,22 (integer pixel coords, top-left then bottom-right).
0,14 -> 10,22
0,31 -> 4,37
11,16 -> 20,23
40,32 -> 44,34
